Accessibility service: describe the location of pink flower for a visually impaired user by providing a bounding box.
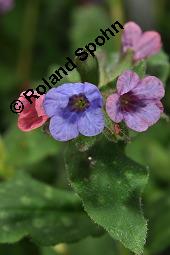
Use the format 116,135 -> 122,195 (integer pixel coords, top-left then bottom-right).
106,71 -> 165,132
18,91 -> 48,132
122,21 -> 162,61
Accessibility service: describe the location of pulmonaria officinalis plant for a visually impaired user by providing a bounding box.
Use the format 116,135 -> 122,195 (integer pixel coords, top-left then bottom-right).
13,21 -> 169,255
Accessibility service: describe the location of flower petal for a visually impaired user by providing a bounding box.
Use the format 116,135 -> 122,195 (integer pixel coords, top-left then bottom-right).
83,82 -> 103,107
124,103 -> 162,132
44,83 -> 85,117
18,113 -> 48,132
78,108 -> 104,136
132,76 -> 165,100
134,31 -> 162,61
122,21 -> 142,53
55,83 -> 84,96
106,93 -> 123,123
43,88 -> 69,117
117,70 -> 140,95
49,112 -> 79,141
35,94 -> 48,117
155,101 -> 164,113
18,92 -> 35,117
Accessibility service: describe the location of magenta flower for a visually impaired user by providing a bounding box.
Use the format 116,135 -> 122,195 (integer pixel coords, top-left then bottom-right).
122,21 -> 162,61
43,82 -> 104,141
106,71 -> 165,132
18,91 -> 48,132
0,0 -> 14,14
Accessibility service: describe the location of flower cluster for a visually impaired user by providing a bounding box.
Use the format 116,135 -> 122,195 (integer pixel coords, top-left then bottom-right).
17,21 -> 165,142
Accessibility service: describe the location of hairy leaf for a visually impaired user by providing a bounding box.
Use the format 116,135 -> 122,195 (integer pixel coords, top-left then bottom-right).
66,137 -> 148,254
4,126 -> 59,168
0,172 -> 103,245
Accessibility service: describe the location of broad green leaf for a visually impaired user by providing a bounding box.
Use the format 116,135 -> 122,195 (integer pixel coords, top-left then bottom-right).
3,126 -> 60,168
0,172 -> 103,245
146,50 -> 170,84
66,137 -> 148,254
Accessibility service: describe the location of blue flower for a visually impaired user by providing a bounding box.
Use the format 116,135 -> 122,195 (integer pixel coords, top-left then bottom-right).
43,82 -> 104,141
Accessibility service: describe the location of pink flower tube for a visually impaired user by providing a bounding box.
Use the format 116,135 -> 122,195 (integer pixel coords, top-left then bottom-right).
18,91 -> 48,132
122,21 -> 162,61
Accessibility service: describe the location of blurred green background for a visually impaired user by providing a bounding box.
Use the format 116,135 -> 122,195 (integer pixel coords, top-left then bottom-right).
0,0 -> 170,255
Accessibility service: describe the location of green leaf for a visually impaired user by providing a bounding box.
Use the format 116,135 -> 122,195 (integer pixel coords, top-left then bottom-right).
3,126 -> 60,168
0,172 -> 103,245
66,137 -> 148,254
146,50 -> 170,83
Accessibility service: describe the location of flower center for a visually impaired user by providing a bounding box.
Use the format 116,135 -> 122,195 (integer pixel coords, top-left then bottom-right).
68,93 -> 90,112
120,92 -> 146,112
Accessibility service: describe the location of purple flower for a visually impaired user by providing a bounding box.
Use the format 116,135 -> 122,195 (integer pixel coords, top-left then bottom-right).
106,71 -> 165,132
43,82 -> 104,141
122,21 -> 162,61
0,0 -> 14,14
